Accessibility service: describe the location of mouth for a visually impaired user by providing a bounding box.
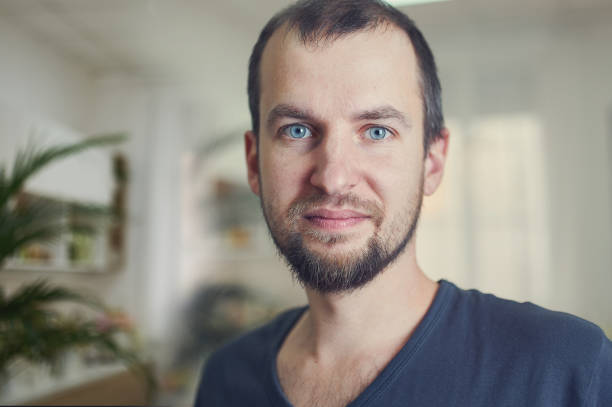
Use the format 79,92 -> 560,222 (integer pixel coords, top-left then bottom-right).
303,208 -> 371,231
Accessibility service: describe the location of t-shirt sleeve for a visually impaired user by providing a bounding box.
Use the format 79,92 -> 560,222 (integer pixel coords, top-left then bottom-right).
584,333 -> 612,407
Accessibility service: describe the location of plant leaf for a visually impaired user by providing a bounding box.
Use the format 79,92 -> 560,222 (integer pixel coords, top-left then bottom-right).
0,133 -> 126,208
0,280 -> 102,320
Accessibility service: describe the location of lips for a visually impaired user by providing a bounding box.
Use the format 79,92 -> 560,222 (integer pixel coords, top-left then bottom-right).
303,208 -> 370,230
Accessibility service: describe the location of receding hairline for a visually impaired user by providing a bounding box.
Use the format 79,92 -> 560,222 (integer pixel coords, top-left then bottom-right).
265,19 -> 412,54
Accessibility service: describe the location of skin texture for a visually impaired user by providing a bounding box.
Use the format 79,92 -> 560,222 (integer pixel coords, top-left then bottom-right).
245,24 -> 449,407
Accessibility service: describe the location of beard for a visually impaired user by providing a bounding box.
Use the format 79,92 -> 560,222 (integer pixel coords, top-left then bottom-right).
260,182 -> 424,294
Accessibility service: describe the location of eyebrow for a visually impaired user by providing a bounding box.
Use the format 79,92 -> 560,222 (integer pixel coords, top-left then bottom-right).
352,105 -> 412,129
266,104 -> 319,130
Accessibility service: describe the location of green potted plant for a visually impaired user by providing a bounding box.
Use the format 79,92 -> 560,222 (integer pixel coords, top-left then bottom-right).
0,134 -> 155,399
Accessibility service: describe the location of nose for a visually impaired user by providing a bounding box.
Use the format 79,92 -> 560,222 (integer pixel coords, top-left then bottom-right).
309,133 -> 359,195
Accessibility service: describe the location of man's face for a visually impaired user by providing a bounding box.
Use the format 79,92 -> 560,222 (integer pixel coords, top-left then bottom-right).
245,25 -> 446,293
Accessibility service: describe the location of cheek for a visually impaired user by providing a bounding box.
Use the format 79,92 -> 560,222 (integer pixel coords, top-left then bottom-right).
373,150 -> 423,204
260,150 -> 309,202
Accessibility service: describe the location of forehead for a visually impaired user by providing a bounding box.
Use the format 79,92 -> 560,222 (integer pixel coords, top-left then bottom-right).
259,24 -> 422,122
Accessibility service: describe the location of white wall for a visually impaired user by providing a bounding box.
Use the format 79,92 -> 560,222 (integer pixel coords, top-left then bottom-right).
87,76 -> 190,346
0,14 -> 93,132
0,13 -> 108,203
416,10 -> 612,330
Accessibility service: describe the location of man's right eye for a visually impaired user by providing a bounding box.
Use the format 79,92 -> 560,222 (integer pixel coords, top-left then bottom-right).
283,124 -> 312,139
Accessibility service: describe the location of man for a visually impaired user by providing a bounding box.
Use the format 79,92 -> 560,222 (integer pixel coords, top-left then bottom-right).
195,0 -> 612,405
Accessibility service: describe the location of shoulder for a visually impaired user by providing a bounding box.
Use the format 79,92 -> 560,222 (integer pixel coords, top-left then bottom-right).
441,282 -> 612,404
194,306 -> 306,406
444,282 -> 609,366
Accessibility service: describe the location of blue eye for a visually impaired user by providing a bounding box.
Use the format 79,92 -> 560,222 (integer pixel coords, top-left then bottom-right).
285,124 -> 311,139
367,127 -> 389,140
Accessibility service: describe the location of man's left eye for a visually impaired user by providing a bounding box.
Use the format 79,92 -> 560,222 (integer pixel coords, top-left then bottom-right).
366,127 -> 389,140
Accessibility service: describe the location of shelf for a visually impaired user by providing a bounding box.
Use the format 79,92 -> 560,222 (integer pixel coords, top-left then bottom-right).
3,191 -> 123,274
2,263 -> 111,274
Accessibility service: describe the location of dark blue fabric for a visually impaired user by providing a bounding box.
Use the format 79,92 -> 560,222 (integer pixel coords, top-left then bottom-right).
194,280 -> 612,406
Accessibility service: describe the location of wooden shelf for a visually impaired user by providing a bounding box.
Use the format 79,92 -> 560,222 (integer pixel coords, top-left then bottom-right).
2,263 -> 110,274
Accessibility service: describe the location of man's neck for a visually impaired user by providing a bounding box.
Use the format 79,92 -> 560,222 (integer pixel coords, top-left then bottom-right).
291,243 -> 438,362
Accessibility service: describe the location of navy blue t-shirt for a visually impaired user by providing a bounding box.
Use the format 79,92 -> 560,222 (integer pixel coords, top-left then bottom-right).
195,280 -> 612,406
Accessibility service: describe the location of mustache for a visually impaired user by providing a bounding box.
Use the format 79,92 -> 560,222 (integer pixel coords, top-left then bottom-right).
287,193 -> 384,226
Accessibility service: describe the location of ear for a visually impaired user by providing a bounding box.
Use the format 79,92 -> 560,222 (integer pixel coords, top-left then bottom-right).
423,127 -> 450,196
245,130 -> 260,196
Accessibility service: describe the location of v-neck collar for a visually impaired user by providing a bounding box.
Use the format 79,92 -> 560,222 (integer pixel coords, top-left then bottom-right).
264,280 -> 455,406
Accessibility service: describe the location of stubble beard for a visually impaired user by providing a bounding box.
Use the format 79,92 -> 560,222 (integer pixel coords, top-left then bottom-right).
260,181 -> 424,294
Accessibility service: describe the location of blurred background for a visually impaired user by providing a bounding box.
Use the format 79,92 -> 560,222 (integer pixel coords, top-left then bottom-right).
0,0 -> 610,405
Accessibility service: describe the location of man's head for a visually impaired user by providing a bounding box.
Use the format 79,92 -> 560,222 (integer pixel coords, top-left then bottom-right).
244,0 -> 449,293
